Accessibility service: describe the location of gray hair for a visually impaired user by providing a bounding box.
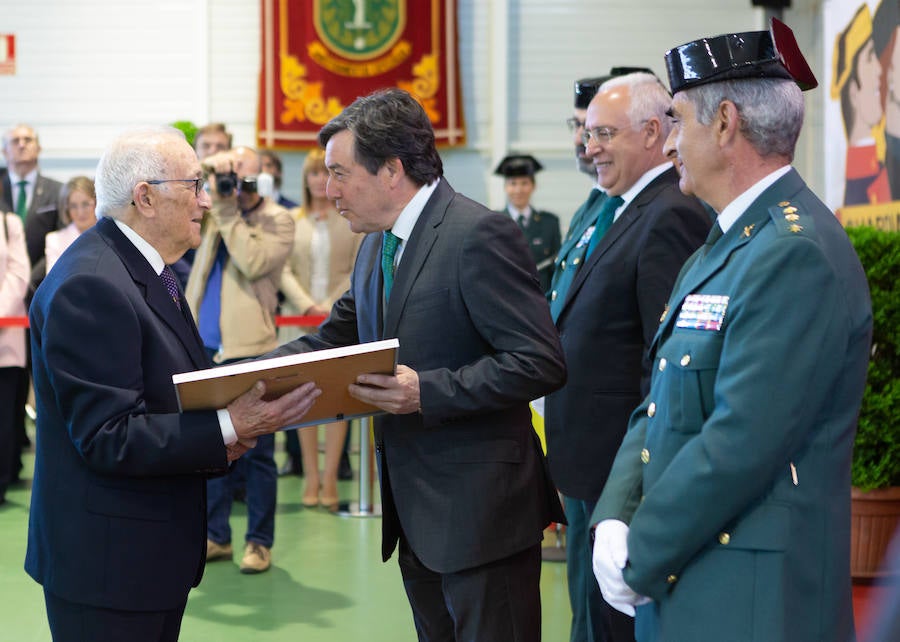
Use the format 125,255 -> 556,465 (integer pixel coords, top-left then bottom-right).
681,78 -> 804,160
601,72 -> 674,140
95,126 -> 186,218
2,123 -> 39,150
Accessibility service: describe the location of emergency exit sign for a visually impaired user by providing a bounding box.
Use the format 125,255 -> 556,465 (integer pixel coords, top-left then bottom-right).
0,35 -> 16,75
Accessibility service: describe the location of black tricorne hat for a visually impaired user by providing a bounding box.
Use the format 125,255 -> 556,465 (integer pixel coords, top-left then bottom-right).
664,18 -> 817,94
574,67 -> 656,108
494,154 -> 544,178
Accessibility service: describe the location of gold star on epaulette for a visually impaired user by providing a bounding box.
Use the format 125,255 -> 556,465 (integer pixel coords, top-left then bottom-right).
778,201 -> 791,207
789,223 -> 803,233
783,206 -> 798,215
742,224 -> 755,238
659,304 -> 669,323
785,213 -> 800,222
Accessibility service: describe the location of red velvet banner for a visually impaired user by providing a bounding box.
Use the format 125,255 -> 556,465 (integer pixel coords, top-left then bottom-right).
257,0 -> 466,150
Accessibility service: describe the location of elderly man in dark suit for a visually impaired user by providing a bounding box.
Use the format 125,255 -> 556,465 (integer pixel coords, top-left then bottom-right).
544,72 -> 710,642
266,88 -> 566,642
591,21 -> 872,642
25,125 -> 321,642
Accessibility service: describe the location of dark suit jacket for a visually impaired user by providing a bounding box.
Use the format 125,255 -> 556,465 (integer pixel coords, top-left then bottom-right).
268,179 -> 566,573
496,207 -> 562,293
25,217 -> 226,611
1,168 -> 62,267
545,167 -> 710,500
593,169 -> 871,641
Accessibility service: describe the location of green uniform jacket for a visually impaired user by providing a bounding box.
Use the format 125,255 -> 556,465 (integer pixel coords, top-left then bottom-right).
498,207 -> 561,293
592,169 -> 872,642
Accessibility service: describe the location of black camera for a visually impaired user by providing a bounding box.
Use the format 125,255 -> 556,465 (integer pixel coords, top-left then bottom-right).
215,172 -> 258,197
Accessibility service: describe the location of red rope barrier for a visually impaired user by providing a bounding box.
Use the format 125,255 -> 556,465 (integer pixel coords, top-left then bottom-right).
0,315 -> 328,329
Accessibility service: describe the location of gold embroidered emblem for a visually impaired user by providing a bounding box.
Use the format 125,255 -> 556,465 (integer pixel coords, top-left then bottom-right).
742,224 -> 755,238
789,224 -> 803,233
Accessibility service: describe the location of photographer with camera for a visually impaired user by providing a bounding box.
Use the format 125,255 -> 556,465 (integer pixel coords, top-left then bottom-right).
184,145 -> 295,574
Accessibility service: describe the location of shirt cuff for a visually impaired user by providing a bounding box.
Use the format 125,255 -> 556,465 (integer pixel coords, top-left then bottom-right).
218,408 -> 238,445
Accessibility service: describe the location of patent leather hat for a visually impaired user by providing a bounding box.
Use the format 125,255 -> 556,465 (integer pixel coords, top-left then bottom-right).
664,18 -> 817,94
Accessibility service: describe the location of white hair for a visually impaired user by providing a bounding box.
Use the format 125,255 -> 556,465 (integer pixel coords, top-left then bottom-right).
95,126 -> 186,219
600,72 -> 674,139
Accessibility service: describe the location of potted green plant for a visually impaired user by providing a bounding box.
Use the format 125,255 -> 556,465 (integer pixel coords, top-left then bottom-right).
845,224 -> 900,579
170,120 -> 198,147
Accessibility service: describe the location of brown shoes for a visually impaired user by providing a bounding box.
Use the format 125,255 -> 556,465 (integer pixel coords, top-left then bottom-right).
240,542 -> 272,574
206,539 -> 233,561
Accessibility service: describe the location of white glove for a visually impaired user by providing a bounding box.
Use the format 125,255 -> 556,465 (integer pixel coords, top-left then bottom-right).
592,519 -> 651,616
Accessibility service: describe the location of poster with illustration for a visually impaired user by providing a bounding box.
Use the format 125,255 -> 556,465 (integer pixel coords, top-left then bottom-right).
825,0 -> 900,229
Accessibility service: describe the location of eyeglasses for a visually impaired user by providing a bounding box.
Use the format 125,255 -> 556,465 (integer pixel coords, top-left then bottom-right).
565,117 -> 585,132
581,127 -> 619,147
146,178 -> 204,197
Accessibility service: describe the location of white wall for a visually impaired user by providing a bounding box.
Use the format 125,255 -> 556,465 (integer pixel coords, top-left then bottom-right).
0,0 -> 825,232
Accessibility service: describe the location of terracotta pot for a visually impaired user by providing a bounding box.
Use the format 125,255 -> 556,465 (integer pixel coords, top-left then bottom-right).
850,486 -> 900,579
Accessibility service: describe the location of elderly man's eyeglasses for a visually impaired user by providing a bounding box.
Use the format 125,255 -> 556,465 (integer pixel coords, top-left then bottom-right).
146,178 -> 204,197
581,127 -> 619,147
565,117 -> 585,132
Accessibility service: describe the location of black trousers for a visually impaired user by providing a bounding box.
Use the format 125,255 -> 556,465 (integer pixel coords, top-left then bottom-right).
44,590 -> 187,642
0,366 -> 24,500
399,537 -> 542,642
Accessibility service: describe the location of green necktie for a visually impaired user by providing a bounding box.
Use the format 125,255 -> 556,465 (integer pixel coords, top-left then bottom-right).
585,195 -> 624,257
382,231 -> 401,301
15,180 -> 27,221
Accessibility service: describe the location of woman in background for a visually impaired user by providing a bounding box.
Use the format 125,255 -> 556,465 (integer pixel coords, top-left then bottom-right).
279,150 -> 363,508
44,176 -> 96,272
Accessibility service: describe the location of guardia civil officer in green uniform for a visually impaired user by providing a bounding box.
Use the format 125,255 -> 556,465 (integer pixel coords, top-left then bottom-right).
494,154 -> 561,293
590,20 -> 873,642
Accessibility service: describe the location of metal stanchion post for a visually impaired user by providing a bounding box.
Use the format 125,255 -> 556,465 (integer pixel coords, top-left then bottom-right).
335,416 -> 382,518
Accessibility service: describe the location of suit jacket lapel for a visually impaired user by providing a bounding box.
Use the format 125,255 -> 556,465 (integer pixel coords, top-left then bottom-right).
561,169 -> 674,315
97,218 -> 210,369
382,181 -> 451,336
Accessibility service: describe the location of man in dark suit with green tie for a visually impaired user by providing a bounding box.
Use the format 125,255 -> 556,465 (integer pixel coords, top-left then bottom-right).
266,88 -> 566,642
544,71 -> 710,642
591,21 -> 872,642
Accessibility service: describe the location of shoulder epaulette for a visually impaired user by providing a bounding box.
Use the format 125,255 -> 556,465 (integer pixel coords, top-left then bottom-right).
768,200 -> 811,237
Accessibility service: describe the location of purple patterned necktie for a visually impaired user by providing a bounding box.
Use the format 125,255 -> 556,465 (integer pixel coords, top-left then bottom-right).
160,266 -> 182,310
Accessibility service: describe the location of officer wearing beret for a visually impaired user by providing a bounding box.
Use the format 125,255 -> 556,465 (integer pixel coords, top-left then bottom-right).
494,154 -> 561,292
591,20 -> 873,642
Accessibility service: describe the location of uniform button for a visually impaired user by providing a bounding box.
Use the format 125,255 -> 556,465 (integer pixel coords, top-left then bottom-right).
561,261 -> 566,270
640,448 -> 650,464
551,291 -> 557,301
658,358 -> 667,372
666,574 -> 678,584
680,354 -> 691,367
573,257 -> 581,265
718,532 -> 731,545
647,402 -> 656,417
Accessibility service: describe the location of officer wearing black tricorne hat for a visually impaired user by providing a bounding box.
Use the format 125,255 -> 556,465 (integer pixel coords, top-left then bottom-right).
493,153 -> 561,293
591,19 -> 872,642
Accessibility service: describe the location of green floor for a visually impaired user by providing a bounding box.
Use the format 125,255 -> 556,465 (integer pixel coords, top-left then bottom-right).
1,423 -> 572,641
